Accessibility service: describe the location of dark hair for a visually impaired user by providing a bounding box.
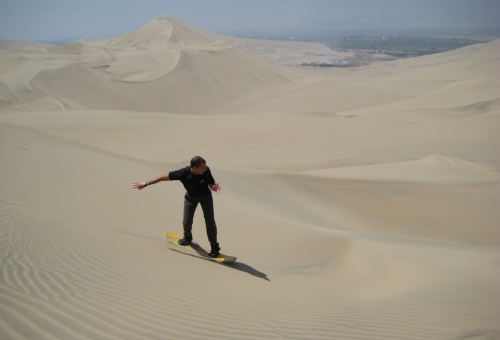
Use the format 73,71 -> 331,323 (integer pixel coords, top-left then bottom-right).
190,156 -> 206,168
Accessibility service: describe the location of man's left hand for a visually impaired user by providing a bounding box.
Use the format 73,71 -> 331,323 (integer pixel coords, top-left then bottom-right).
210,183 -> 221,194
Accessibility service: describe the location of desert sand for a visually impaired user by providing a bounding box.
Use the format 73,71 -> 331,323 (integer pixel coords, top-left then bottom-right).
1,15 -> 499,339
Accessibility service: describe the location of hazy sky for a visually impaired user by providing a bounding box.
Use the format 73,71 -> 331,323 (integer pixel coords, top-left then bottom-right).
1,0 -> 499,42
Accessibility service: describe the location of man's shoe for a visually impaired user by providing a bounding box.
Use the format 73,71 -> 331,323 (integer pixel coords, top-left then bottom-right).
178,237 -> 192,246
207,250 -> 220,258
208,243 -> 220,257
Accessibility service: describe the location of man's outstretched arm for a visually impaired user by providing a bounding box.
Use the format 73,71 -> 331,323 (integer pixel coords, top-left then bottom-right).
132,173 -> 170,190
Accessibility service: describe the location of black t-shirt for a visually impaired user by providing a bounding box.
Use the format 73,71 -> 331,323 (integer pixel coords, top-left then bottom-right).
169,166 -> 216,197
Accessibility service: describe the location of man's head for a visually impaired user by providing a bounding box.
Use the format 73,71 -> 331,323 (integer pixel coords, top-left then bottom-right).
190,156 -> 206,175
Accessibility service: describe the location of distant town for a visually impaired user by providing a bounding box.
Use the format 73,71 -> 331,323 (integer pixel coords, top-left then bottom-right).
231,27 -> 500,67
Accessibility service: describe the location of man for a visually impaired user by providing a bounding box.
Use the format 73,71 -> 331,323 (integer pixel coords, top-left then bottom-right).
132,156 -> 222,257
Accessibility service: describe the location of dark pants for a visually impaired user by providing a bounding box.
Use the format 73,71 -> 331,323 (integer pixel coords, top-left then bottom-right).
182,193 -> 218,248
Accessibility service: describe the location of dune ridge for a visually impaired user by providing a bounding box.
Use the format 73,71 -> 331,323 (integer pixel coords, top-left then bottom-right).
305,155 -> 500,184
1,15 -> 500,340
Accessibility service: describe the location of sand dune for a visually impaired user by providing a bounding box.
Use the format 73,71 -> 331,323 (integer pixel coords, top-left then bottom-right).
0,15 -> 298,114
1,15 -> 500,340
213,40 -> 500,116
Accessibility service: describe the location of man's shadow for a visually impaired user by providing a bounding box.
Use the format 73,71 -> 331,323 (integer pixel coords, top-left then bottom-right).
168,248 -> 270,281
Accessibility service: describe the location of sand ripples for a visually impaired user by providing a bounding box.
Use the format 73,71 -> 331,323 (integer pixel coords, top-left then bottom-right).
2,201 -> 499,339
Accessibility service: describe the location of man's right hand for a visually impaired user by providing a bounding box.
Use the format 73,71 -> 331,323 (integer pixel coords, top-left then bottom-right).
132,181 -> 147,190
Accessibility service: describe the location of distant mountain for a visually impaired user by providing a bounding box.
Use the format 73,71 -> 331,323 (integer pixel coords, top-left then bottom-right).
103,15 -> 221,48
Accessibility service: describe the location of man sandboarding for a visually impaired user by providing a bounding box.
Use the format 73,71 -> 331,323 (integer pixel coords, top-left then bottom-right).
132,156 -> 223,258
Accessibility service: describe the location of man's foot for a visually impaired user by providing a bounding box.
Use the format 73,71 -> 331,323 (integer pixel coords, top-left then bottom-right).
208,243 -> 220,257
207,250 -> 220,258
178,237 -> 192,246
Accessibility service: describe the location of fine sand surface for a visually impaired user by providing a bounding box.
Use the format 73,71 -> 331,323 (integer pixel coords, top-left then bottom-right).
1,15 -> 500,339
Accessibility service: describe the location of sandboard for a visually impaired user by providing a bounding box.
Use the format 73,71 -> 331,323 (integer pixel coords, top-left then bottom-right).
165,231 -> 236,264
